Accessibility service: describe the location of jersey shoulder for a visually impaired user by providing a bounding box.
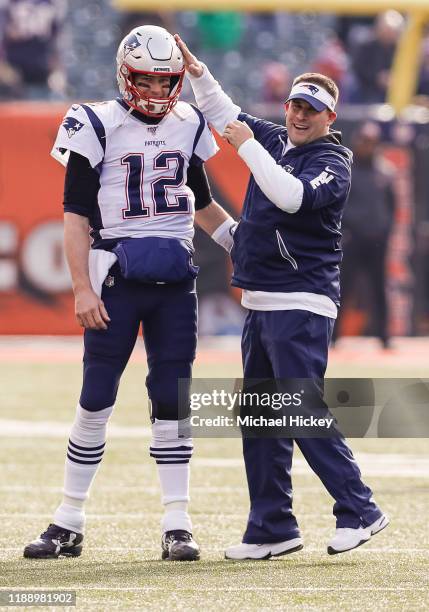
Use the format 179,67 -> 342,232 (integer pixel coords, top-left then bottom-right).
64,99 -> 126,131
174,101 -> 208,126
53,100 -> 120,168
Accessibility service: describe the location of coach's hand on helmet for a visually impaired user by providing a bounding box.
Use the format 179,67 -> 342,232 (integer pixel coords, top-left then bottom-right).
74,287 -> 110,330
223,121 -> 254,151
174,35 -> 203,78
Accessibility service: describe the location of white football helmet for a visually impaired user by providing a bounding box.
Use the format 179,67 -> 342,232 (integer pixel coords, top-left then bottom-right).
116,25 -> 185,117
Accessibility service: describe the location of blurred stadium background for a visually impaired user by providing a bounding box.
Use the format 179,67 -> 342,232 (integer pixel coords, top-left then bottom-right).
0,1 -> 428,610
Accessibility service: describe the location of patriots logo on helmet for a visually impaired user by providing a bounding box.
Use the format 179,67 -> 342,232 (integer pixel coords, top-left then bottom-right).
62,117 -> 85,138
123,34 -> 140,56
301,84 -> 319,95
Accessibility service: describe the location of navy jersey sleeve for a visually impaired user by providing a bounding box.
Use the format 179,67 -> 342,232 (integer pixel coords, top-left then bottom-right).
298,154 -> 351,211
63,152 -> 100,217
238,112 -> 285,148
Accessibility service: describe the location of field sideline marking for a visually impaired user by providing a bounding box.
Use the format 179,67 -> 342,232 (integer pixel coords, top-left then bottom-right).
2,335 -> 429,368
1,431 -> 429,479
0,586 -> 426,592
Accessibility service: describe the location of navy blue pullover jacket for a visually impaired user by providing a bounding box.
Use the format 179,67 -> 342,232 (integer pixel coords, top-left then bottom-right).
231,113 -> 353,306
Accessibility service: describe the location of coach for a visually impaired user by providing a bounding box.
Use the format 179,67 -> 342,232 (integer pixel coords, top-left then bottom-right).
176,35 -> 389,559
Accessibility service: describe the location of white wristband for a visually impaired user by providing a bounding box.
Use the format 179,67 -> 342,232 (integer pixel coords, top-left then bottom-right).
211,218 -> 237,252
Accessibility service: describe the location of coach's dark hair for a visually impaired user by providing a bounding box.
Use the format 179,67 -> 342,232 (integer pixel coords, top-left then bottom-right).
293,72 -> 339,105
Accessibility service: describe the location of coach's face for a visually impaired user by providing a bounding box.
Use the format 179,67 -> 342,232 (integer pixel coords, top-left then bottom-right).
285,99 -> 337,146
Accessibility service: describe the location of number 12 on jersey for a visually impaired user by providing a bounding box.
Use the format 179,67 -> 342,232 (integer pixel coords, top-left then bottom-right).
122,151 -> 189,219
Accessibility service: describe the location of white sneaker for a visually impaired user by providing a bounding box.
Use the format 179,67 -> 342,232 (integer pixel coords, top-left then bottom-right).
327,514 -> 390,555
225,537 -> 303,560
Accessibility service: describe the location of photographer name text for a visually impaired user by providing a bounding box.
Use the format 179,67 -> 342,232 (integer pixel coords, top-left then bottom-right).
190,415 -> 334,428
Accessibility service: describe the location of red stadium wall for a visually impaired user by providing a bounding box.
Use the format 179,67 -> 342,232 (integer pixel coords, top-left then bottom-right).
0,104 -> 250,334
0,104 -> 415,336
0,103 -> 76,333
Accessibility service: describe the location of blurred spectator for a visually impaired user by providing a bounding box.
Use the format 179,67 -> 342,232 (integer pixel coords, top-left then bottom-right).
333,122 -> 396,348
350,10 -> 404,103
260,61 -> 290,103
0,0 -> 66,100
336,15 -> 374,48
310,36 -> 351,102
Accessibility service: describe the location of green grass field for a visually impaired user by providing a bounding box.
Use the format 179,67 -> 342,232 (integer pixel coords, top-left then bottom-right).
0,338 -> 428,611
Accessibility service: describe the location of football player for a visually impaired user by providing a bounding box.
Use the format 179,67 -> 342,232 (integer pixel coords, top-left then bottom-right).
23,25 -> 236,562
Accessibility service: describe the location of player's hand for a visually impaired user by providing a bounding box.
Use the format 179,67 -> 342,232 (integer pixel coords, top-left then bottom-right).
74,287 -> 110,330
174,35 -> 203,78
223,120 -> 254,150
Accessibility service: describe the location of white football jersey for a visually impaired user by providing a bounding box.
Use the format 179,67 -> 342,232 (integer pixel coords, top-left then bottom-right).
52,99 -> 218,244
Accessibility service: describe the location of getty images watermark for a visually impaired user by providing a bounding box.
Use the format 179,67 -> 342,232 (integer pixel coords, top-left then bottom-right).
177,378 -> 429,438
189,388 -> 334,430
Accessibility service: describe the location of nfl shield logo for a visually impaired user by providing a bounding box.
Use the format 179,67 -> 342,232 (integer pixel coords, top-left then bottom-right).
105,275 -> 115,288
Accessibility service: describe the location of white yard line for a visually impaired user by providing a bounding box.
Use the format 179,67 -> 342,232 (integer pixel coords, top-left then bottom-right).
0,420 -> 151,438
1,420 -> 429,478
0,586 -> 426,592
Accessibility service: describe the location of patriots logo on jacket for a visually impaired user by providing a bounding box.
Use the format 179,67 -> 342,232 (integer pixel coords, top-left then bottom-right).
123,34 -> 140,56
301,84 -> 319,95
62,117 -> 85,138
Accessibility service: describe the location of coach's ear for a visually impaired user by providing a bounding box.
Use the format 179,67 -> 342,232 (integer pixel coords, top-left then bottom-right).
327,110 -> 337,126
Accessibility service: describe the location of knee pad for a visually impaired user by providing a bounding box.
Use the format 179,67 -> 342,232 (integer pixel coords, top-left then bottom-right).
146,361 -> 192,421
150,418 -> 193,464
80,361 -> 125,412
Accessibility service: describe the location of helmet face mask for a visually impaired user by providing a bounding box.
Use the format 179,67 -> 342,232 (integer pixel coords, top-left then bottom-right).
116,25 -> 185,117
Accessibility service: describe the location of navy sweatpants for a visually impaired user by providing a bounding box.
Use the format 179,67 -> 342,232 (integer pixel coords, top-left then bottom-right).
241,309 -> 382,544
79,263 -> 197,420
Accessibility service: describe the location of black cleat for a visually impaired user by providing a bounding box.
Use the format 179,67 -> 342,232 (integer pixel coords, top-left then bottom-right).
23,524 -> 83,559
161,530 -> 200,561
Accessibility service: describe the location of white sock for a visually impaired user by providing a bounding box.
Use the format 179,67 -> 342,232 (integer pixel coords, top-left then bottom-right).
150,419 -> 193,533
53,403 -> 114,533
162,500 -> 192,533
